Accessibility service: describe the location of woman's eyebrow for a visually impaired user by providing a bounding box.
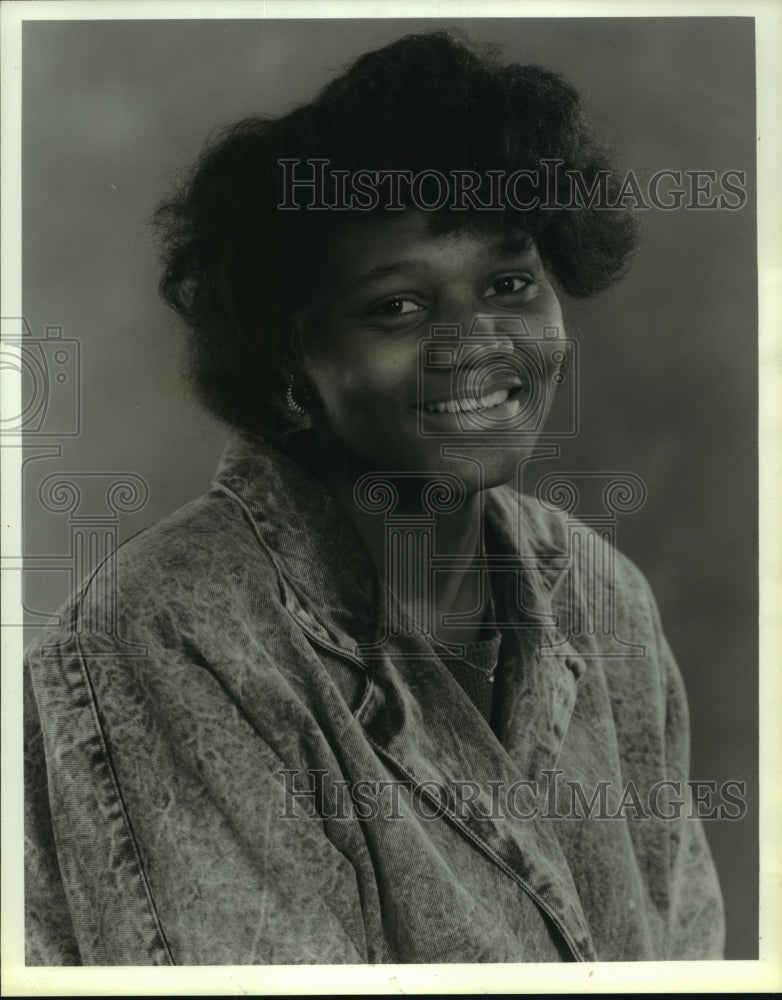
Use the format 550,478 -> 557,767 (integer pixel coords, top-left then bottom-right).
343,238 -> 537,293
488,237 -> 535,258
345,260 -> 425,292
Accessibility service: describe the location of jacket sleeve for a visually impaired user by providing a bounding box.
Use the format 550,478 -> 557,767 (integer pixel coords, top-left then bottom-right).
651,596 -> 727,959
24,655 -> 82,965
22,580 -> 370,966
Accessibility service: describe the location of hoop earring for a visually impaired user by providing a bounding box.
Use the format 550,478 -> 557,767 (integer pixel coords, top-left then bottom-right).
286,373 -> 311,415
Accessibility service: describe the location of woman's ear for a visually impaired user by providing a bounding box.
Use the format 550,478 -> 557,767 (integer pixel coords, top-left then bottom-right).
283,314 -> 307,373
284,314 -> 316,400
281,315 -> 315,420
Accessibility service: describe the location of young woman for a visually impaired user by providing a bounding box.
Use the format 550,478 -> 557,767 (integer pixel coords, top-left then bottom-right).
24,31 -> 724,964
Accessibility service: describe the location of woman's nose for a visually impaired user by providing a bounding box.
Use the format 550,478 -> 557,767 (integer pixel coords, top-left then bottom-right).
430,298 -> 520,354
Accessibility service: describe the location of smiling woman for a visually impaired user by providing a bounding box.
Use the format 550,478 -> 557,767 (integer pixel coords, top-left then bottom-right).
23,29 -> 726,965
299,214 -> 566,479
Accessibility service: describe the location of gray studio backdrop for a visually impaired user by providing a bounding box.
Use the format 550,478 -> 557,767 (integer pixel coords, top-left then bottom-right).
21,18 -> 757,959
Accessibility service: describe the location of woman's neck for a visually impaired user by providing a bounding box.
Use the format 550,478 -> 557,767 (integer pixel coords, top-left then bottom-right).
297,429 -> 491,646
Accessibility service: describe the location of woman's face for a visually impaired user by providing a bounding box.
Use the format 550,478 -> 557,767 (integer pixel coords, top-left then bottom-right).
299,211 -> 566,492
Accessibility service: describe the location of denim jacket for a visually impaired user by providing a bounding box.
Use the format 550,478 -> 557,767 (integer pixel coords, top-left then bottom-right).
24,433 -> 725,964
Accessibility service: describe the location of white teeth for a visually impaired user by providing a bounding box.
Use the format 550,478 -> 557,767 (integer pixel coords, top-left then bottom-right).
424,387 -> 511,414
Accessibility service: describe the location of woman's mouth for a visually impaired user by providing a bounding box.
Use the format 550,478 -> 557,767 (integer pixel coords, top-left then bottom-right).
420,385 -> 525,415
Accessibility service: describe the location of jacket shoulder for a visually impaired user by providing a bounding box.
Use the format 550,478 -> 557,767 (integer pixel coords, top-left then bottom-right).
498,486 -> 663,652
25,488 -> 283,660
497,486 -> 654,597
121,487 -> 273,574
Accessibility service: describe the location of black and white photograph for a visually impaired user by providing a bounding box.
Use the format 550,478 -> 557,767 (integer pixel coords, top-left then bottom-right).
2,1 -> 779,994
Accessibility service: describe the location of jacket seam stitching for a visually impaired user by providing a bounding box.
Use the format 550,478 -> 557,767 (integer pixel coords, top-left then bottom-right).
361,734 -> 595,963
72,594 -> 175,965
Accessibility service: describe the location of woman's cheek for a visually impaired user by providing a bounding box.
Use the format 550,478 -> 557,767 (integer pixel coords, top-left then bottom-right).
374,337 -> 422,382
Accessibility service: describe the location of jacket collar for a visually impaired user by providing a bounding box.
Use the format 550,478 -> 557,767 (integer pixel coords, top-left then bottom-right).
213,431 -> 378,652
212,431 -> 574,655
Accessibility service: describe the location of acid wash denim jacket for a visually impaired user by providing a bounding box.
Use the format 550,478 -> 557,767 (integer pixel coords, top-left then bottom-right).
24,432 -> 725,965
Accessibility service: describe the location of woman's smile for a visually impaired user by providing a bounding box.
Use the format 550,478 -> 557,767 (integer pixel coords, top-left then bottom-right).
419,384 -> 521,414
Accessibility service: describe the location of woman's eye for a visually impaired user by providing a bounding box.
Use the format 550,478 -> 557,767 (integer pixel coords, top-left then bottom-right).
485,276 -> 529,297
372,298 -> 424,316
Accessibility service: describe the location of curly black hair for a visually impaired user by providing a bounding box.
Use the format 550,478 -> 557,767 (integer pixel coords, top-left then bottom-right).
154,31 -> 639,437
